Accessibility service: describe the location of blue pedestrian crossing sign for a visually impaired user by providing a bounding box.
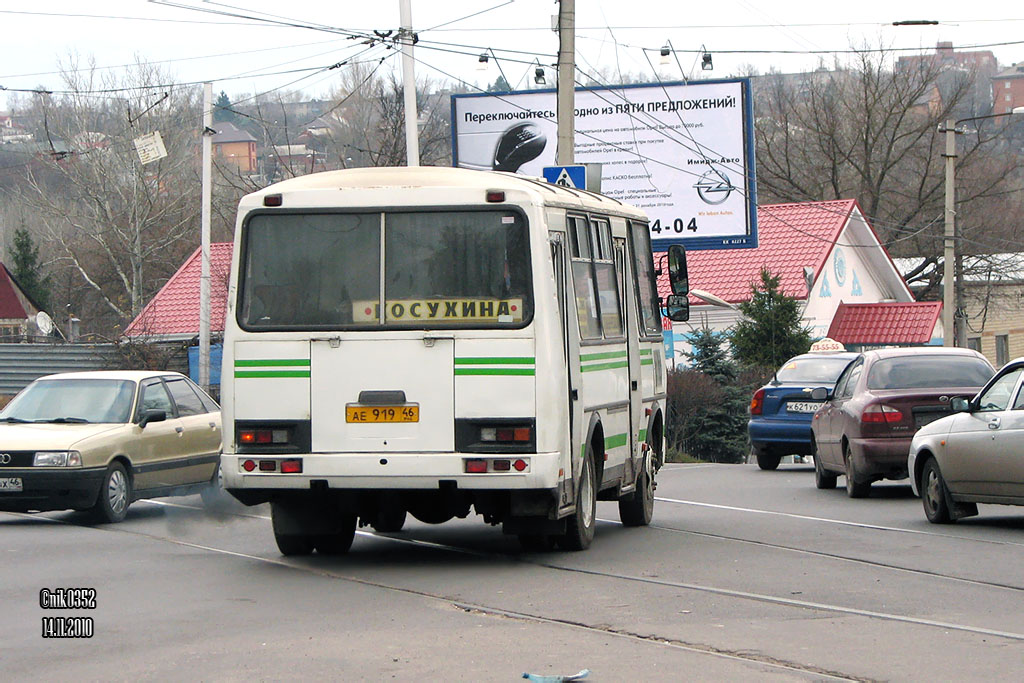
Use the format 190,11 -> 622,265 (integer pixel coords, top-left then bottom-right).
543,165 -> 587,190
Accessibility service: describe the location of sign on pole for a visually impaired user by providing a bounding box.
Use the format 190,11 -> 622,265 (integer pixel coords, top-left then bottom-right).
542,164 -> 586,189
452,79 -> 757,251
133,131 -> 167,165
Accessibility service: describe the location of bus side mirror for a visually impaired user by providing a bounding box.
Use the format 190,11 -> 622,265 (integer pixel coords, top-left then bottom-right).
668,245 -> 689,296
665,294 -> 689,322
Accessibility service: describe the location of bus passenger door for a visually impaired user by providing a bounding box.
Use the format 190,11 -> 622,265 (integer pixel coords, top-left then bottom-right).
551,231 -> 581,507
616,237 -> 640,488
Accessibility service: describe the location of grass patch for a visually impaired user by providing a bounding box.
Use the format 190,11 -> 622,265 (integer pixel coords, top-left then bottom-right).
665,448 -> 703,464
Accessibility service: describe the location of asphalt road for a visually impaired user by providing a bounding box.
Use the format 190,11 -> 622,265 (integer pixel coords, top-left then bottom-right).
3,462 -> 1024,681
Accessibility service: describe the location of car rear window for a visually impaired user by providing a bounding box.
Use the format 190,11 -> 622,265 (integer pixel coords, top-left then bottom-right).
775,356 -> 853,383
867,356 -> 993,390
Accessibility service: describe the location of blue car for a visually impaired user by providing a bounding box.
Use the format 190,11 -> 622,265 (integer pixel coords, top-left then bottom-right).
748,352 -> 859,470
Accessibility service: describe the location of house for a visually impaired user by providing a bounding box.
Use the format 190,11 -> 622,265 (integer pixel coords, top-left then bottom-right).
0,264 -> 46,339
658,199 -> 940,363
124,244 -> 233,342
0,114 -> 33,144
992,62 -> 1024,115
894,253 -> 1024,367
211,122 -> 258,174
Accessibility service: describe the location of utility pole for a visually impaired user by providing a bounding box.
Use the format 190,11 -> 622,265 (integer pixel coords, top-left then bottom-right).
941,119 -> 956,347
399,0 -> 420,167
555,0 -> 575,165
199,82 -> 212,390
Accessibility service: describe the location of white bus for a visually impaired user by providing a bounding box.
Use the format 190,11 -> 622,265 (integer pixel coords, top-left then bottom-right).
220,166 -> 685,555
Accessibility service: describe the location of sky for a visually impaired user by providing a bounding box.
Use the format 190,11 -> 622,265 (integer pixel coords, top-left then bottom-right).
3,1 -> 1024,106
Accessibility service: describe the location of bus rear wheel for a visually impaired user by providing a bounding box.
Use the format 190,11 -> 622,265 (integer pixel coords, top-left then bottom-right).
618,451 -> 654,527
559,447 -> 597,550
314,515 -> 357,555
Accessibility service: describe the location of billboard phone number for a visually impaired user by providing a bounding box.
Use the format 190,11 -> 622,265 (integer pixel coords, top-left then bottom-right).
649,217 -> 698,235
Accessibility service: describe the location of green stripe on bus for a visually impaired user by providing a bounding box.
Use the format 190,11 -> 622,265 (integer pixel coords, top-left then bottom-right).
640,359 -> 654,366
235,370 -> 311,378
235,359 -> 310,367
604,433 -> 628,450
454,357 -> 535,365
580,360 -> 629,372
455,368 -> 535,376
579,350 -> 627,361
639,349 -> 652,356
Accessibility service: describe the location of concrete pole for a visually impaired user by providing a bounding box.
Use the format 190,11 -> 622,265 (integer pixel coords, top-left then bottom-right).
399,0 -> 420,167
942,120 -> 956,347
200,82 -> 212,389
556,0 -> 575,165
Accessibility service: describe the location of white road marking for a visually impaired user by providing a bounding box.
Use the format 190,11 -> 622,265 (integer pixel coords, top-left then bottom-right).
654,496 -> 1024,548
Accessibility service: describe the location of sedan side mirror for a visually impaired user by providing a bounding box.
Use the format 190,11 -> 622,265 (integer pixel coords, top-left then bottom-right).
139,409 -> 167,428
950,396 -> 971,413
810,387 -> 829,401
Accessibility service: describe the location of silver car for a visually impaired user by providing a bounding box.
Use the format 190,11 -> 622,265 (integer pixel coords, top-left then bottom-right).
909,357 -> 1024,523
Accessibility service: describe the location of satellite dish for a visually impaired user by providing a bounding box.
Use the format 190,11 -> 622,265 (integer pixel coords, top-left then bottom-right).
35,311 -> 55,335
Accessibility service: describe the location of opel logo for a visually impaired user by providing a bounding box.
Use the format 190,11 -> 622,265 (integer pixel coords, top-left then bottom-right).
0,453 -> 11,464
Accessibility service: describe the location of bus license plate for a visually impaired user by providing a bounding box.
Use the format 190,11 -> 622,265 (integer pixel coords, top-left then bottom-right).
0,477 -> 23,492
346,406 -> 419,423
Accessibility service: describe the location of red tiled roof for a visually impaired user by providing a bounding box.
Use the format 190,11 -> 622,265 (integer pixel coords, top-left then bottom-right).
657,199 -> 856,304
827,301 -> 942,345
0,265 -> 29,319
124,244 -> 233,338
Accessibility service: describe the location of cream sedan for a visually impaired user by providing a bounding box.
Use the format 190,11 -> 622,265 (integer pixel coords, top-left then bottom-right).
0,370 -> 221,522
908,357 -> 1024,523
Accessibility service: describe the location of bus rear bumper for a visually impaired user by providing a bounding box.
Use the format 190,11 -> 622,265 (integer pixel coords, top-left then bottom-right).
221,451 -> 563,493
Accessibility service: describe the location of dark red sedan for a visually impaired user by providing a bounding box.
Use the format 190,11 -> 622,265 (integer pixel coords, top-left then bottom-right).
809,347 -> 994,497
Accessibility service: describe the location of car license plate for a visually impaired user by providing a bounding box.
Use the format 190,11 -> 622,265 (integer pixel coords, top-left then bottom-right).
0,477 -> 23,492
346,405 -> 419,423
787,401 -> 821,414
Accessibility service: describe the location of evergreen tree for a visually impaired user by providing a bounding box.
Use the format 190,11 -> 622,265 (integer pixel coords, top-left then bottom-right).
10,228 -> 51,313
677,326 -> 749,463
730,268 -> 812,372
488,75 -> 511,92
213,91 -> 237,124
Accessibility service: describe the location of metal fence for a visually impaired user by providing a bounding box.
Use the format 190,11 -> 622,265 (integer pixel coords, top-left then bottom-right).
0,343 -> 189,396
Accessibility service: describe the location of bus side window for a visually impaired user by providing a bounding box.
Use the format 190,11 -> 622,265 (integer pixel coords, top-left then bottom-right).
591,218 -> 623,338
569,215 -> 601,339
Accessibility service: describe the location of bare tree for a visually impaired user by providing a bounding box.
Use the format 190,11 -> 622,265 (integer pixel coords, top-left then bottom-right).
754,47 -> 1024,284
320,63 -> 452,168
5,57 -> 203,335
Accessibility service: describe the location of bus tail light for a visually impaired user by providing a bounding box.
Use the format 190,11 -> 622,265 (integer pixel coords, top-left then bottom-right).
463,458 -> 530,473
480,426 -> 533,443
465,459 -> 488,473
280,459 -> 303,474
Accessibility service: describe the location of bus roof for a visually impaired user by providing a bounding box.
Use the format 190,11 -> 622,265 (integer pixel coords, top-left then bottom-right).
243,166 -> 648,219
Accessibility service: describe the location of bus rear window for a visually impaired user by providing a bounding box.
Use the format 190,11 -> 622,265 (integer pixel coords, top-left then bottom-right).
239,210 -> 532,330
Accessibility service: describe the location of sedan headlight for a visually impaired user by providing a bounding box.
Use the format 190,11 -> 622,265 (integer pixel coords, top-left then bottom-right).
33,451 -> 82,467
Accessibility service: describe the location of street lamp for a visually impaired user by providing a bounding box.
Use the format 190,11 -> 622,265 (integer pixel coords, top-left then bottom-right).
939,106 -> 1024,347
690,288 -> 740,311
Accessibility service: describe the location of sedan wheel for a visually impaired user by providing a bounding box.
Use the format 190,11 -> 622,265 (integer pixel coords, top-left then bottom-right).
756,451 -> 781,471
812,440 -> 836,490
844,446 -> 871,498
91,462 -> 131,523
922,459 -> 954,524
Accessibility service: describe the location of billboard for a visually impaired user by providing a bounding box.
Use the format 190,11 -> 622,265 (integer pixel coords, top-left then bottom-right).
451,79 -> 757,251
